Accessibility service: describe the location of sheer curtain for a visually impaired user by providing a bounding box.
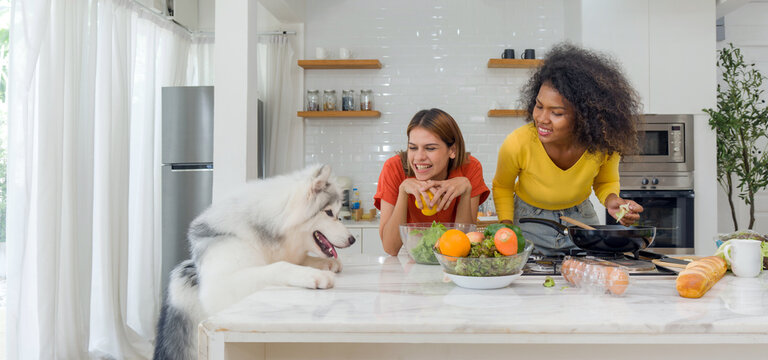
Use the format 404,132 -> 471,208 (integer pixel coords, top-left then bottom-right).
259,34 -> 302,177
7,0 -> 214,358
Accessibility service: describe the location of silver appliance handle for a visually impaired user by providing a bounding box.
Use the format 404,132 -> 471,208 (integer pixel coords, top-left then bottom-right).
170,164 -> 213,172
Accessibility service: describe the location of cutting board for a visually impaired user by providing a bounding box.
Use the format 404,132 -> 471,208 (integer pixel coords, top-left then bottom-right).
651,255 -> 703,269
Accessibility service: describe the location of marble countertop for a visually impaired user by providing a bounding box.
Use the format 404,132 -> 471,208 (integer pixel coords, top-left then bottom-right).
201,254 -> 768,344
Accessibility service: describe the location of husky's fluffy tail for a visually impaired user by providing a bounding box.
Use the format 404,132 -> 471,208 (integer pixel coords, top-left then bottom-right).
154,260 -> 204,360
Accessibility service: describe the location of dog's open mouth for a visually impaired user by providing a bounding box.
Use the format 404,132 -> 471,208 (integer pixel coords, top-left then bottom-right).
313,230 -> 338,258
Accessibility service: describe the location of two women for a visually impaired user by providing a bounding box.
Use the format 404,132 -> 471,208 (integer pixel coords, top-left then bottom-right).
376,43 -> 644,256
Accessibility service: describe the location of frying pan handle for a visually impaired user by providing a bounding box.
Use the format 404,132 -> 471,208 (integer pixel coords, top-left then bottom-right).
518,217 -> 569,236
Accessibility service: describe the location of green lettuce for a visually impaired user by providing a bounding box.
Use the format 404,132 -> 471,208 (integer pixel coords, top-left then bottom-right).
410,221 -> 447,264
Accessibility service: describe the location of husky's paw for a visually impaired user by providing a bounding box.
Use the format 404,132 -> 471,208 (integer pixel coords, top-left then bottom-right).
324,258 -> 343,273
303,256 -> 343,273
289,269 -> 336,289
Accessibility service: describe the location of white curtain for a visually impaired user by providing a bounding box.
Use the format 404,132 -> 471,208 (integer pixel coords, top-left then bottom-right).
259,34 -> 302,177
7,0 -> 214,358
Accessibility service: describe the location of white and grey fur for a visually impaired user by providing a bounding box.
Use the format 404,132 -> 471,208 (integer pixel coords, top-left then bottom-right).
153,164 -> 355,360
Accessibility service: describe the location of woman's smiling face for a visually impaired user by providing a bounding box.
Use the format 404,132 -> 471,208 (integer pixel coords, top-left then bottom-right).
407,126 -> 455,181
532,82 -> 577,146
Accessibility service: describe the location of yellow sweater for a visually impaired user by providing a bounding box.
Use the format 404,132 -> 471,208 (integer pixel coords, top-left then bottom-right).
492,123 -> 620,222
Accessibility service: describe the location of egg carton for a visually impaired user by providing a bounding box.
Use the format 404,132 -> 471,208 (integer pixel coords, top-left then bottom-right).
560,257 -> 631,296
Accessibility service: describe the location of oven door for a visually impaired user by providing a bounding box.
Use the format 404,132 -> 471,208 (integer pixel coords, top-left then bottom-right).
606,190 -> 694,254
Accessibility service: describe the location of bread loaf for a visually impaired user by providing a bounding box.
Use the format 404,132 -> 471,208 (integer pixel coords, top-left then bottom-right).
675,256 -> 727,298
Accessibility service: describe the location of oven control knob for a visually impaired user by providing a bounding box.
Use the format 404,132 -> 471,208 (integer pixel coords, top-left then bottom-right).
641,178 -> 649,185
652,178 -> 659,185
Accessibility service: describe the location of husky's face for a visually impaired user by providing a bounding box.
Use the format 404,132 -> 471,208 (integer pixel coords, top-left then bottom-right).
310,200 -> 354,258
305,165 -> 356,258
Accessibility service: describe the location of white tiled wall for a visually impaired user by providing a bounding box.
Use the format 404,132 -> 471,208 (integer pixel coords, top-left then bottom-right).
303,0 -> 566,210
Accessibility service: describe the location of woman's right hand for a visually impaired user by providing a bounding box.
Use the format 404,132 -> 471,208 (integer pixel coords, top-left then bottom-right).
399,178 -> 431,209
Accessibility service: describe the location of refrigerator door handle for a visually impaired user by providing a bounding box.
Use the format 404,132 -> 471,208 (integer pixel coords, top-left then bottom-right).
170,164 -> 213,171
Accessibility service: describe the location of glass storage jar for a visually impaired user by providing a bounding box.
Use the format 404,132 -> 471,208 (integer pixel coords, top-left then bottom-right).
323,89 -> 337,111
306,89 -> 320,111
342,89 -> 355,111
360,89 -> 373,111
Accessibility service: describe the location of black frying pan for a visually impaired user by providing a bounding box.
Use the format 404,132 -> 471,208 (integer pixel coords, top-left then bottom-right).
518,218 -> 656,257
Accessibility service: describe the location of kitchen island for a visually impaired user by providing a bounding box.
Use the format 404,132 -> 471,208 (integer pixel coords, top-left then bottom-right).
198,254 -> 768,360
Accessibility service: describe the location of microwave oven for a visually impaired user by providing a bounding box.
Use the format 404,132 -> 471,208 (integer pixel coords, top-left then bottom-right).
619,114 -> 694,190
620,114 -> 694,173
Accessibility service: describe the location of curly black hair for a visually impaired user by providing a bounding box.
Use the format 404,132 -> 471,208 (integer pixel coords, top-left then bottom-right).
521,43 -> 642,156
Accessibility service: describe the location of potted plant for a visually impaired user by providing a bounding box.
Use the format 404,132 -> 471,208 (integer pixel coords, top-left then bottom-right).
704,43 -> 768,231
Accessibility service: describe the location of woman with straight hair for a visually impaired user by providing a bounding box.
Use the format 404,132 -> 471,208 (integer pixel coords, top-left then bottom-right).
375,108 -> 490,256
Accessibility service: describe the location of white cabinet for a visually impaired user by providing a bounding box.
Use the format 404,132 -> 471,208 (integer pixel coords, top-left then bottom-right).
579,0 -> 715,114
361,228 -> 386,256
648,0 -> 716,114
337,227 -> 363,256
340,224 -> 387,256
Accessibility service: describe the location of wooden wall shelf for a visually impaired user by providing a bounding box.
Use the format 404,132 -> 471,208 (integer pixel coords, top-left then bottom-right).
298,60 -> 382,69
298,111 -> 381,118
487,59 -> 544,68
488,109 -> 528,117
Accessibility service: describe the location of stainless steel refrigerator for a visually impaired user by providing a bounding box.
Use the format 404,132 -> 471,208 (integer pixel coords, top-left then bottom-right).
161,86 -> 214,293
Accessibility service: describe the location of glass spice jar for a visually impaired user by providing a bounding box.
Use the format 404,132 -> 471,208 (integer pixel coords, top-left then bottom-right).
342,89 -> 355,111
306,89 -> 320,111
360,89 -> 373,111
323,89 -> 337,111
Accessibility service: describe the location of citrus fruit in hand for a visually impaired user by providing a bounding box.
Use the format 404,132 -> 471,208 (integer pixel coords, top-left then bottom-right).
493,227 -> 519,255
437,229 -> 471,257
416,191 -> 439,216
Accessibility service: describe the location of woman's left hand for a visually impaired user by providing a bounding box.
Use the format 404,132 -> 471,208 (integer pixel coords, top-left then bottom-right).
421,177 -> 471,211
605,194 -> 643,226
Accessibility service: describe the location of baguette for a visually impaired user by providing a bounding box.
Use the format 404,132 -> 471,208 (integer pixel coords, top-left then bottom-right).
675,256 -> 727,298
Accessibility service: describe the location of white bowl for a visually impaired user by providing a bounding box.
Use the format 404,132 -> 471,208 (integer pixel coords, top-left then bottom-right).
444,271 -> 522,290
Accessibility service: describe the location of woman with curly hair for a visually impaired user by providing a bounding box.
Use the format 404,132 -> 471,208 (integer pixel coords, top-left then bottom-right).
492,43 -> 644,255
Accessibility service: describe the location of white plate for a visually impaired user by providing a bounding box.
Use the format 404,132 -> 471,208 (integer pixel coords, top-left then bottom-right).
444,271 -> 522,290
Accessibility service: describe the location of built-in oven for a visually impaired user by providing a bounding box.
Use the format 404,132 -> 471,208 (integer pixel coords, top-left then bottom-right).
607,190 -> 694,254
606,114 -> 695,254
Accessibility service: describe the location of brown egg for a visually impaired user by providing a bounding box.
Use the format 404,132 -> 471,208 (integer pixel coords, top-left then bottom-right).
572,261 -> 587,286
561,259 -> 573,284
608,268 -> 630,295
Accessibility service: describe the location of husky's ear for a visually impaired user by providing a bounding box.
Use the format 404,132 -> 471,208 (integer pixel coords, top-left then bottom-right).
311,164 -> 332,194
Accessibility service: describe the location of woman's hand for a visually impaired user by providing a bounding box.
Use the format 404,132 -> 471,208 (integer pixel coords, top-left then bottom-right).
399,178 -> 432,209
605,194 -> 643,226
422,177 -> 472,211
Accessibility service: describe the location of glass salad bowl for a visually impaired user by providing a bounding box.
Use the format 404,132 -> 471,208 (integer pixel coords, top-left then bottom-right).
435,241 -> 534,277
399,222 -> 476,265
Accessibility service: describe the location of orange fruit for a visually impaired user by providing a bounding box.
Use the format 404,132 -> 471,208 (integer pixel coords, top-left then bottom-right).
416,191 -> 439,216
437,229 -> 471,257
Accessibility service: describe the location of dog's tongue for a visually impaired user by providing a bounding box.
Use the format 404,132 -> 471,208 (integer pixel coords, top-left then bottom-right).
313,231 -> 337,258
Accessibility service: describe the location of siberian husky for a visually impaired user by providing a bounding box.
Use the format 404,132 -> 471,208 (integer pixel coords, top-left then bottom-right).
153,164 -> 356,360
